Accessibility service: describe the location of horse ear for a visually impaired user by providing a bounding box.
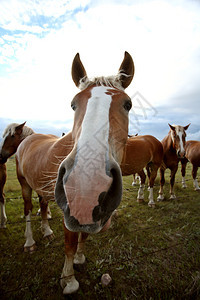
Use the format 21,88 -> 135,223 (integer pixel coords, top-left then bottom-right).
168,123 -> 175,131
71,53 -> 87,88
184,123 -> 190,131
118,51 -> 135,89
15,122 -> 26,135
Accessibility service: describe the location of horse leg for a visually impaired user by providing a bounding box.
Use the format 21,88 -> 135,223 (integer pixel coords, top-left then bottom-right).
137,170 -> 146,203
0,168 -> 7,228
146,165 -> 151,190
147,163 -> 158,208
74,232 -> 88,264
0,164 -> 7,228
132,174 -> 136,186
47,205 -> 52,219
23,186 -> 36,252
169,166 -> 178,199
60,226 -> 79,294
157,167 -> 165,201
37,195 -> 52,219
17,174 -> 36,252
181,159 -> 187,188
0,193 -> 7,228
39,195 -> 54,240
192,165 -> 200,191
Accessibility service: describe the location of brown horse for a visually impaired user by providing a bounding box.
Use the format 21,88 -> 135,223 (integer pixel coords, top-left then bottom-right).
0,164 -> 7,228
121,135 -> 163,207
157,123 -> 190,200
181,140 -> 200,190
16,52 -> 134,294
0,122 -> 34,227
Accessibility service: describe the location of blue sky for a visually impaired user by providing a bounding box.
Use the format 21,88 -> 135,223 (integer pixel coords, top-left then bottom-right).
0,0 -> 200,140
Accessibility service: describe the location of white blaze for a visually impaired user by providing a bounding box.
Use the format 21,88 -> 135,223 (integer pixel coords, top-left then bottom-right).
77,86 -> 112,162
177,130 -> 184,154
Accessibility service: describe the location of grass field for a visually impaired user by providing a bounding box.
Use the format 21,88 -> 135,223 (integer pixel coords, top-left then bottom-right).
1,157 -> 200,300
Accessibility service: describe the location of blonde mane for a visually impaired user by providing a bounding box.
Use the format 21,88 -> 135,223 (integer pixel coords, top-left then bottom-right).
3,123 -> 35,139
78,72 -> 130,91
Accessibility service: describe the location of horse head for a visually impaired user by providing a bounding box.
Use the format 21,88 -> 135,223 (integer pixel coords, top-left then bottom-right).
0,122 -> 34,164
168,123 -> 190,158
55,52 -> 134,233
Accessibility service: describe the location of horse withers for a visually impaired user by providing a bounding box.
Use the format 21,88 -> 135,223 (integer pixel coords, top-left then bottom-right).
0,122 -> 34,228
121,135 -> 163,207
157,123 -> 190,201
181,140 -> 200,190
16,52 -> 134,294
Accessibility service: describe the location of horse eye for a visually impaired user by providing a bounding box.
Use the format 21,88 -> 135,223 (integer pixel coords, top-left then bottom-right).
71,102 -> 76,111
123,100 -> 132,112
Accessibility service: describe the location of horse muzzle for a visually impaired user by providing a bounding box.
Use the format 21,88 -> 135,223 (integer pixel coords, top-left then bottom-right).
177,150 -> 186,159
55,155 -> 122,233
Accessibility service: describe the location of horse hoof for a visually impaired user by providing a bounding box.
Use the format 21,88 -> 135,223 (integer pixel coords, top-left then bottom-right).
157,195 -> 164,201
44,233 -> 55,241
148,203 -> 156,208
132,182 -> 136,186
24,244 -> 36,253
195,187 -> 200,191
61,277 -> 79,294
169,195 -> 176,200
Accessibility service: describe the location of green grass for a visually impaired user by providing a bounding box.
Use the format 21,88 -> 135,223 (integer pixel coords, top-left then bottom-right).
1,158 -> 200,299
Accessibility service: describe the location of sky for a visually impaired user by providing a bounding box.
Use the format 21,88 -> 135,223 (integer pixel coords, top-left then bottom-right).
0,0 -> 200,140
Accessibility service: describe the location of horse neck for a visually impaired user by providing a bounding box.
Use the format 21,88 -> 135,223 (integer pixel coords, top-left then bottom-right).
52,132 -> 74,156
163,132 -> 176,154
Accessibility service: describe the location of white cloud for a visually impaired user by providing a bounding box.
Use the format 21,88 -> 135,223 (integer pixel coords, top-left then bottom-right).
0,0 -> 200,137
188,130 -> 200,141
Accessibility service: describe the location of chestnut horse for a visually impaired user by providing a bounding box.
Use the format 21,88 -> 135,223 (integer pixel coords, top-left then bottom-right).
157,123 -> 190,200
121,135 -> 163,207
0,122 -> 34,227
181,140 -> 200,190
16,52 -> 134,294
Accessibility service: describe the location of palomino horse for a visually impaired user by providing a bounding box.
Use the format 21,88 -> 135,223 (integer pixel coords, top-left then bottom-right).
0,164 -> 6,228
181,140 -> 200,190
0,122 -> 34,227
157,123 -> 190,200
16,52 -> 134,294
121,135 -> 163,207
